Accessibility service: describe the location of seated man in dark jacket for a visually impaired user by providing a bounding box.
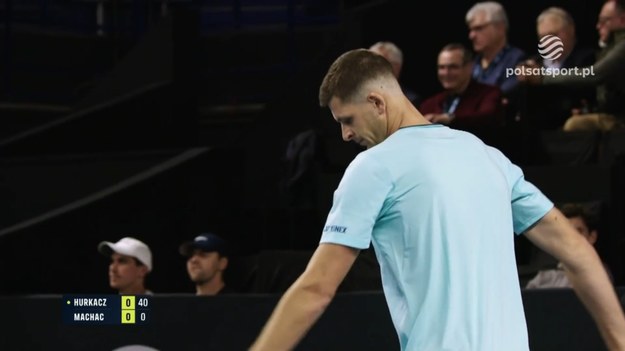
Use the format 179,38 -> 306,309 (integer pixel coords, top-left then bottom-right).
518,1 -> 625,131
420,43 -> 504,130
519,7 -> 597,130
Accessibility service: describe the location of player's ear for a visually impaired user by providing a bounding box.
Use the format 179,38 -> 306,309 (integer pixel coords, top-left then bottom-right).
588,230 -> 598,245
367,92 -> 386,115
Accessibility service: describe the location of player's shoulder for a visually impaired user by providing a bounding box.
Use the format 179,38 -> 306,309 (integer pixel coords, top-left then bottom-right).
347,148 -> 383,170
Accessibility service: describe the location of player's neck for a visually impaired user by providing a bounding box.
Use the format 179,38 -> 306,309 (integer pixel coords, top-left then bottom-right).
395,97 -> 430,130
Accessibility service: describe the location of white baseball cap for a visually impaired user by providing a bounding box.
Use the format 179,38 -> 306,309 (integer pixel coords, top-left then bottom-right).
98,237 -> 153,272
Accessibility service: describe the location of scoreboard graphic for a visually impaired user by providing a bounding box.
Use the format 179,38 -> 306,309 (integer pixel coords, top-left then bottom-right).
62,295 -> 150,325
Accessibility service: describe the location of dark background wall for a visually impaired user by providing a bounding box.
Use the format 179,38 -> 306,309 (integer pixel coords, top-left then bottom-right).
0,0 -> 623,296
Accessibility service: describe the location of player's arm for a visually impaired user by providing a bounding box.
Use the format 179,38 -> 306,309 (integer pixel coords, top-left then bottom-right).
249,243 -> 359,351
524,207 -> 625,351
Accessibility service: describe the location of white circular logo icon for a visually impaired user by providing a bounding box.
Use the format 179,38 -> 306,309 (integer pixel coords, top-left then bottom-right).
538,35 -> 564,60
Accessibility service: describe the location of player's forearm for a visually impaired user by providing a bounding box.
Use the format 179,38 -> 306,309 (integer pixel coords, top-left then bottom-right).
250,280 -> 334,351
564,248 -> 625,350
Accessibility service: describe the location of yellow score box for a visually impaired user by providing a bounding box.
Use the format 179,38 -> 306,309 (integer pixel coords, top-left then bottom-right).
121,296 -> 136,324
121,310 -> 136,324
121,296 -> 135,310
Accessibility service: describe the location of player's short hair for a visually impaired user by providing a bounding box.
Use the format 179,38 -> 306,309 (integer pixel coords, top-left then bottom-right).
319,48 -> 395,107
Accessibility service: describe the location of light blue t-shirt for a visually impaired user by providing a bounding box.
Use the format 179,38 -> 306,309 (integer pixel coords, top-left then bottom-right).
320,125 -> 553,351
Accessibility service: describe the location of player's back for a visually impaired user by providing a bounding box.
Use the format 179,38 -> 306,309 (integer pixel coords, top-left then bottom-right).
365,124 -> 529,351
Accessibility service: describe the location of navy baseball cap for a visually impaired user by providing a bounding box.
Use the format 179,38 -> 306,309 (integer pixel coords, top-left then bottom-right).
179,233 -> 229,257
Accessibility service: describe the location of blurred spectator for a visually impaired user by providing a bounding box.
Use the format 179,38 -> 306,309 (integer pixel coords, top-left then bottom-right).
98,237 -> 153,295
598,0 -> 625,48
525,203 -> 613,289
466,1 -> 526,95
179,233 -> 237,295
519,7 -> 597,129
518,0 -> 625,131
535,7 -> 596,71
466,1 -> 526,120
420,43 -> 504,129
369,41 -> 421,106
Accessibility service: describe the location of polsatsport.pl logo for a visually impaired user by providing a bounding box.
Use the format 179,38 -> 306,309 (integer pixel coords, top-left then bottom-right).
538,35 -> 563,60
505,34 -> 595,78
507,65 -> 595,78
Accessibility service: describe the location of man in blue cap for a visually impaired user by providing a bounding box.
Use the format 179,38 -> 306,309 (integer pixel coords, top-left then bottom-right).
179,233 -> 236,295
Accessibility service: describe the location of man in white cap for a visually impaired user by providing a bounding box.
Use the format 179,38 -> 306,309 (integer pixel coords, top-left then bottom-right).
98,237 -> 153,295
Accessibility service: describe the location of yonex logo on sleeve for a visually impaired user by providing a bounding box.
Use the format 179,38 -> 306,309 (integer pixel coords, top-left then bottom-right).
323,225 -> 347,234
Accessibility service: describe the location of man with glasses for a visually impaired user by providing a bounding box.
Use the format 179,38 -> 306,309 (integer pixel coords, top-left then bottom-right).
466,1 -> 526,96
419,43 -> 504,129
